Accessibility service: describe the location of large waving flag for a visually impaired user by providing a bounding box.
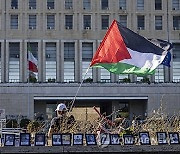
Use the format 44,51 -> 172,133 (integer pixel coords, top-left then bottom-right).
90,20 -> 172,76
28,51 -> 38,72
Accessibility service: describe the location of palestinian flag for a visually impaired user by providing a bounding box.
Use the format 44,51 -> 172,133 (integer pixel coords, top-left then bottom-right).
90,20 -> 171,76
28,51 -> 38,72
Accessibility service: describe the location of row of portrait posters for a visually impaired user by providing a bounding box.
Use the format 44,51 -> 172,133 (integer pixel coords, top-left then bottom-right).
1,132 -> 180,146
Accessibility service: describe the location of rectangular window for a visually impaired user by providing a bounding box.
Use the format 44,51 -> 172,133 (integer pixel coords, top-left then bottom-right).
101,15 -> 109,30
173,43 -> 180,82
82,42 -> 93,80
65,0 -> 73,9
119,0 -> 126,10
119,15 -> 127,27
64,42 -> 75,82
173,16 -> 180,30
137,0 -> 144,10
65,15 -> 73,29
137,15 -> 145,30
29,0 -> 36,9
9,42 -> 20,82
47,15 -> 55,29
10,15 -> 18,29
29,15 -> 36,29
83,0 -> 91,10
172,0 -> 180,10
155,16 -> 162,30
0,43 -> 1,82
101,0 -> 109,10
46,43 -> 56,82
28,42 -> 38,81
11,0 -> 18,9
47,0 -> 54,9
155,0 -> 162,10
83,15 -> 91,29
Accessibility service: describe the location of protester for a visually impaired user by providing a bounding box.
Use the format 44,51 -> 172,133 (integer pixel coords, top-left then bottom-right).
48,103 -> 75,138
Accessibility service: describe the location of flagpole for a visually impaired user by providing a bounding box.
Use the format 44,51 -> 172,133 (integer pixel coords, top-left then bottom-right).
27,42 -> 30,118
68,66 -> 90,114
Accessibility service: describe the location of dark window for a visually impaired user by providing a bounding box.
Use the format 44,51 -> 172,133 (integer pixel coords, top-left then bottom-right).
83,0 -> 91,10
101,15 -> 109,29
64,42 -> 75,61
137,15 -> 145,30
65,0 -> 73,9
65,15 -> 73,29
173,16 -> 180,30
29,0 -> 36,9
155,0 -> 162,10
83,15 -> 91,29
10,15 -> 18,29
101,0 -> 109,10
11,0 -> 18,9
155,16 -> 162,30
47,0 -> 54,9
47,15 -> 55,29
29,15 -> 36,29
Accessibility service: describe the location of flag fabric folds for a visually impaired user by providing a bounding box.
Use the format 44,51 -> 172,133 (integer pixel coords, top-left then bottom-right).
28,51 -> 38,72
90,20 -> 172,76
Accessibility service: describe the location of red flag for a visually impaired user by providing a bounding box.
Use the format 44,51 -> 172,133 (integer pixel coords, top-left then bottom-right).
28,51 -> 38,72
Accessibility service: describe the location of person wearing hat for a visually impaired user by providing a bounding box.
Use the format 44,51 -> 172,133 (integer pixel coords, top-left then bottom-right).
48,103 -> 75,138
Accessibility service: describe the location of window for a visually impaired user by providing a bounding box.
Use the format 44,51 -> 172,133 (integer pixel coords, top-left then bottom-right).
28,42 -> 38,81
11,0 -> 18,9
29,0 -> 36,9
9,42 -> 20,82
10,15 -> 18,29
155,0 -> 162,10
172,43 -> 180,82
65,15 -> 73,29
64,42 -> 75,82
47,15 -> 55,29
82,43 -> 93,79
137,15 -> 145,30
0,43 -> 1,82
119,15 -> 127,27
101,0 -> 109,10
173,16 -> 180,30
83,0 -> 91,10
172,0 -> 180,10
29,15 -> 36,29
155,16 -> 162,30
101,15 -> 109,30
83,15 -> 91,29
137,0 -> 144,10
47,0 -> 54,9
46,43 -> 56,82
65,0 -> 73,9
119,0 -> 126,10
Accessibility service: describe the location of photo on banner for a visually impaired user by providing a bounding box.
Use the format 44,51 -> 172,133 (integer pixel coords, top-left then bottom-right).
4,134 -> 15,146
123,134 -> 134,145
35,134 -> 45,146
62,133 -> 71,146
73,134 -> 83,145
20,133 -> 31,146
85,134 -> 97,145
110,134 -> 121,145
52,134 -> 62,146
139,132 -> 151,145
168,132 -> 180,144
156,132 -> 168,145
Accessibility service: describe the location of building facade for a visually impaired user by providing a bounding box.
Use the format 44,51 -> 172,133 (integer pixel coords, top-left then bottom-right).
0,0 -> 180,121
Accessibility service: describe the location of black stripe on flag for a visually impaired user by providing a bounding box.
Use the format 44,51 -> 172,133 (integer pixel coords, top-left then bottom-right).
117,21 -> 165,55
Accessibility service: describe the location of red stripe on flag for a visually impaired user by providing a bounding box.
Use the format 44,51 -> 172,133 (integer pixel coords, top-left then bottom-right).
90,20 -> 131,66
29,61 -> 38,72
